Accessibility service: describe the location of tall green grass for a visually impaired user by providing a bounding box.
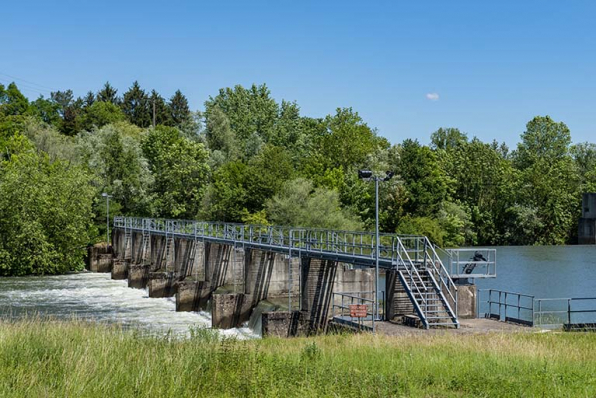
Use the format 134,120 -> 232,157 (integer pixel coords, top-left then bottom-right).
1,319 -> 595,397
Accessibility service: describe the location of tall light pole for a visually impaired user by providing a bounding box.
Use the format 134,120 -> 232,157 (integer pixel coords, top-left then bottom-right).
102,193 -> 112,246
358,170 -> 394,328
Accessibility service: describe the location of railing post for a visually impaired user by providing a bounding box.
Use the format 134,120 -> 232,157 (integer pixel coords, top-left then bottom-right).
568,299 -> 571,325
531,296 -> 535,326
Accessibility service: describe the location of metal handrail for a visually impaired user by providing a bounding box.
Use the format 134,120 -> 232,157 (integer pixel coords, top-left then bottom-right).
479,289 -> 535,326
332,291 -> 383,332
114,216 -> 460,328
534,297 -> 596,329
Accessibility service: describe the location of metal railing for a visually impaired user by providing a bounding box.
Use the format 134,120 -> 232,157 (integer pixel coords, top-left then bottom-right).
479,289 -> 535,326
447,248 -> 496,279
534,297 -> 596,330
114,216 -> 459,328
479,290 -> 596,330
332,291 -> 383,331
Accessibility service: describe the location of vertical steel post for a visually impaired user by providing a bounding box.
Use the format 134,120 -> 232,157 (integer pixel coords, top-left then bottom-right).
374,177 -> 380,328
106,195 -> 110,246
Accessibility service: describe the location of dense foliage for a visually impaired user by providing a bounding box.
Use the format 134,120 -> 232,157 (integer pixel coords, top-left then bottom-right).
0,79 -> 594,274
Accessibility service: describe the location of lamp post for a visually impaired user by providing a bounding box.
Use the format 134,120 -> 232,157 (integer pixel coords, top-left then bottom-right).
358,170 -> 394,329
102,193 -> 112,246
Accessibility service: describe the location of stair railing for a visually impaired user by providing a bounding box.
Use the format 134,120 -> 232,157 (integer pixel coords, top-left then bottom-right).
422,237 -> 458,322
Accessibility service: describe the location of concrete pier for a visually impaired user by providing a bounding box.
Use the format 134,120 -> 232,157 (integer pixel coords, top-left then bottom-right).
102,223 -> 469,335
212,293 -> 252,329
176,279 -> 212,311
86,244 -> 112,273
111,259 -> 128,280
128,264 -> 150,289
148,271 -> 179,297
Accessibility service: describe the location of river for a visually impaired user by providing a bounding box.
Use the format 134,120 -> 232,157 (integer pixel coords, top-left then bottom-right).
475,245 -> 596,298
1,245 -> 595,334
0,272 -> 256,339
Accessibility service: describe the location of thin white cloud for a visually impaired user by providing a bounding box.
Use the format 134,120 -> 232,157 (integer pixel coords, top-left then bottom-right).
426,92 -> 440,101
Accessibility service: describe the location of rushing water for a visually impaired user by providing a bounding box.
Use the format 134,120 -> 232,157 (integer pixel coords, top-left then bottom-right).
0,272 -> 256,339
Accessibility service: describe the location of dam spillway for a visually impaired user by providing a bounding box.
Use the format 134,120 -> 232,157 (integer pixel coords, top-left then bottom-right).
88,216 -> 465,335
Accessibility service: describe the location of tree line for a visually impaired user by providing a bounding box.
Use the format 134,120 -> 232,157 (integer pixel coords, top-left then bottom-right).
0,80 -> 594,275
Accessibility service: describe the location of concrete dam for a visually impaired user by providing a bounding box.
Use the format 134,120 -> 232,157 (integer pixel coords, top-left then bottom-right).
88,217 -> 480,336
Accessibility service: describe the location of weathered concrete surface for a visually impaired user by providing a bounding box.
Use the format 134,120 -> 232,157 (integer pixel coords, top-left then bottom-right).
128,264 -> 150,289
148,271 -> 179,297
176,279 -> 212,311
262,311 -> 309,337
245,249 -> 300,305
205,243 -> 242,287
111,259 -> 128,280
456,284 -> 477,319
579,193 -> 596,244
301,258 -> 337,331
212,293 -> 253,329
376,318 -> 532,336
86,244 -> 113,272
385,270 -> 415,321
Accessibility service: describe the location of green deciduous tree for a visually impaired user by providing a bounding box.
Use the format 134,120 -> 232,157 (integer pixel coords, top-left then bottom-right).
77,123 -> 153,215
0,137 -> 95,275
397,139 -> 450,217
513,116 -> 579,244
80,101 -> 126,131
318,107 -> 378,172
266,178 -> 362,230
204,84 -> 278,146
142,126 -> 210,218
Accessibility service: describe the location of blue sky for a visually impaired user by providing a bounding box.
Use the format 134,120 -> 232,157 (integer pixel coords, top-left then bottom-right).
2,0 -> 595,146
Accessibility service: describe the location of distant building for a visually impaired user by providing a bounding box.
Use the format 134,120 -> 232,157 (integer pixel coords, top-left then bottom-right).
578,193 -> 596,244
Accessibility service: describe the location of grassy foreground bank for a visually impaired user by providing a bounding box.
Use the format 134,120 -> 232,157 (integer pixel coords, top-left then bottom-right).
0,320 -> 595,397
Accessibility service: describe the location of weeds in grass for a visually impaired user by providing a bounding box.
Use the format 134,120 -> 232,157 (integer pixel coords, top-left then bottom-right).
0,319 -> 595,397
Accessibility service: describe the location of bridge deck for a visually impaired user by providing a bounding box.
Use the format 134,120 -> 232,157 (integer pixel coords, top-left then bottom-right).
113,217 -> 428,269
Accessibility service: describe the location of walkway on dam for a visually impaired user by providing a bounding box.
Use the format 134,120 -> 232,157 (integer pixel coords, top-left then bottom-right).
110,216 -> 462,331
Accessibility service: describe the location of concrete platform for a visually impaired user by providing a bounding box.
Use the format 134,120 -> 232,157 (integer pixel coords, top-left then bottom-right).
375,318 -> 533,336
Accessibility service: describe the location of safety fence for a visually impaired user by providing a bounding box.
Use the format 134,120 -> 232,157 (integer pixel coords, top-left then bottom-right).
478,289 -> 596,330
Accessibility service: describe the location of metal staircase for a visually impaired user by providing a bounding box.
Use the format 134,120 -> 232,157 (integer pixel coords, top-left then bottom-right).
113,216 -> 460,329
393,236 -> 459,329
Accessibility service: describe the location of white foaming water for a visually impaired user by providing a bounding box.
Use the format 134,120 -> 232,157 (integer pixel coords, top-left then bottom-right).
0,272 -> 257,339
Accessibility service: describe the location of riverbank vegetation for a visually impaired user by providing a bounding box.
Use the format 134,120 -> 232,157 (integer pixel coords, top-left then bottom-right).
0,319 -> 595,397
1,81 -> 595,275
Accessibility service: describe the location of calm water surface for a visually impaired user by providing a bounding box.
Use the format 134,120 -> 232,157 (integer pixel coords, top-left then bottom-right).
476,245 -> 596,298
0,272 -> 256,339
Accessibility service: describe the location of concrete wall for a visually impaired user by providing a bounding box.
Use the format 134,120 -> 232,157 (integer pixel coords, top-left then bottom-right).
579,218 -> 596,244
262,311 -> 309,337
582,193 -> 596,218
385,270 -> 415,321
245,249 -> 300,305
456,284 -> 477,319
86,244 -> 112,273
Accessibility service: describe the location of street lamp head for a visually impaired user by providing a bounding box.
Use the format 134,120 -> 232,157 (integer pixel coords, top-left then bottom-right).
358,170 -> 373,180
102,192 -> 112,198
383,171 -> 395,181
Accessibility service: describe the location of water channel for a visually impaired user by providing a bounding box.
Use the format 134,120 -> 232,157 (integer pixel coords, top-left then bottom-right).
0,245 -> 594,334
0,273 -> 256,339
